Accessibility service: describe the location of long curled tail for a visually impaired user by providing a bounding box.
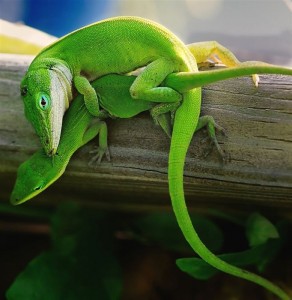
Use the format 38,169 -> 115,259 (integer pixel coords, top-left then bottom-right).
168,88 -> 290,300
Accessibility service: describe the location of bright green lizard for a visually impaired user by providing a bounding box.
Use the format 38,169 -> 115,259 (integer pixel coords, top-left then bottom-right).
21,16 -> 262,157
13,66 -> 292,299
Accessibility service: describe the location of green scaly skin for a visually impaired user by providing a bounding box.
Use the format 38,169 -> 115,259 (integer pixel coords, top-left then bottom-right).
14,65 -> 292,299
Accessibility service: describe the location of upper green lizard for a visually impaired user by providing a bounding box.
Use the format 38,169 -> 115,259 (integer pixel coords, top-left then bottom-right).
13,64 -> 292,299
20,16 -> 196,156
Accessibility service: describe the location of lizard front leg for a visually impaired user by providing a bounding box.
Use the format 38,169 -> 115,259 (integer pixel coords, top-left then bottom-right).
74,75 -> 102,117
83,120 -> 110,166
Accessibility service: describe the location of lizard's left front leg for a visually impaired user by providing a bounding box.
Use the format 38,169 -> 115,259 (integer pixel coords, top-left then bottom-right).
83,119 -> 110,167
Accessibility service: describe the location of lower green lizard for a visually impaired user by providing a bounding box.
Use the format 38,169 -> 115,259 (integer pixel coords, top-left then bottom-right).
11,64 -> 292,299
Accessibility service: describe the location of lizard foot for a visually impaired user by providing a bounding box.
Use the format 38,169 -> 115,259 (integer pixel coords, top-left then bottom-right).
88,146 -> 111,167
197,116 -> 229,162
202,137 -> 230,163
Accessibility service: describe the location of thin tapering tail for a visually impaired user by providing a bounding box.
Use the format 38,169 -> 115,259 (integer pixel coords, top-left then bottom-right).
165,61 -> 292,92
169,88 -> 290,300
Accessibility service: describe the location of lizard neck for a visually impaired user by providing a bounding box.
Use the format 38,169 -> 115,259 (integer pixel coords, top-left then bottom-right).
48,59 -> 73,109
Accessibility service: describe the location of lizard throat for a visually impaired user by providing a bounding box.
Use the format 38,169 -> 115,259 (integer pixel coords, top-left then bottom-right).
48,63 -> 73,153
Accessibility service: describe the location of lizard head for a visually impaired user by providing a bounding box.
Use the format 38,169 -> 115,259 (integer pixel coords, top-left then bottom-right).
10,150 -> 65,205
21,59 -> 72,156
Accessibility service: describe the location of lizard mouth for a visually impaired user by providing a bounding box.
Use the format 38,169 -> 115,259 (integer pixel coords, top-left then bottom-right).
10,197 -> 24,206
10,194 -> 32,205
10,189 -> 43,205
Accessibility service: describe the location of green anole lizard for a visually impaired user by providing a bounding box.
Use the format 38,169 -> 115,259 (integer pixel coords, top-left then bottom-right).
21,16 -> 261,157
13,67 -> 292,299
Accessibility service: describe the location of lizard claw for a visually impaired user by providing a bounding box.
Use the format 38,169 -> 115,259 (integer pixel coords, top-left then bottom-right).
203,138 -> 229,163
213,122 -> 227,137
88,146 -> 110,168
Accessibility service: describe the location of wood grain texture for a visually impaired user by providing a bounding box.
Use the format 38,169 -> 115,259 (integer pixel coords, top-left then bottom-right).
0,54 -> 291,211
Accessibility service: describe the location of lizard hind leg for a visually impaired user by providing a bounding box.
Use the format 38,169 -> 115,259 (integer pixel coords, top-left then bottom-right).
195,115 -> 228,162
130,57 -> 182,103
152,104 -> 228,161
150,102 -> 181,137
187,41 -> 259,86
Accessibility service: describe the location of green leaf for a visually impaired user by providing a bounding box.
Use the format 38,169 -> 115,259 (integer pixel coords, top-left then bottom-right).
133,212 -> 224,253
6,202 -> 122,300
177,257 -> 217,280
246,213 -> 279,247
176,239 -> 281,280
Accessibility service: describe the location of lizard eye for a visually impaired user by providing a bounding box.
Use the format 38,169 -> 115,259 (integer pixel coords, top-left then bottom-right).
39,94 -> 51,110
34,186 -> 42,191
21,86 -> 28,97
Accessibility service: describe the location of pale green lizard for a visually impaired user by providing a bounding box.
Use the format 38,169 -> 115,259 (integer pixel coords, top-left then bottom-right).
13,65 -> 292,299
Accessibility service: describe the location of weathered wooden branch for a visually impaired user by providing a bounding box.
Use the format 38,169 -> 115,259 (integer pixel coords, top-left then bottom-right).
0,54 -> 291,211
